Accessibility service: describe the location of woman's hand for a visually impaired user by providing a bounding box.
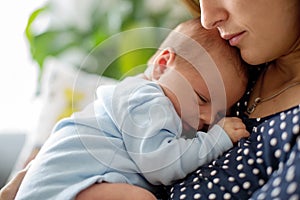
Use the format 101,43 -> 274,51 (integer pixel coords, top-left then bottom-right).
0,162 -> 31,200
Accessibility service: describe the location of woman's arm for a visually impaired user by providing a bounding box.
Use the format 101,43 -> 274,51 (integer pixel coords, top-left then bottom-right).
76,183 -> 156,200
0,162 -> 31,200
249,137 -> 300,199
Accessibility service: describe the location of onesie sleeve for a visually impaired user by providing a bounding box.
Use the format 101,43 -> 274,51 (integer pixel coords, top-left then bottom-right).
109,77 -> 233,185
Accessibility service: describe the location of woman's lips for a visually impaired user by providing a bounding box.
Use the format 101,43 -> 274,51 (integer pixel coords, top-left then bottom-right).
222,31 -> 245,46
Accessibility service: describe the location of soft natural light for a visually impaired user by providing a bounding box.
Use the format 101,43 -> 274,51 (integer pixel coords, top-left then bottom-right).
0,1 -> 45,133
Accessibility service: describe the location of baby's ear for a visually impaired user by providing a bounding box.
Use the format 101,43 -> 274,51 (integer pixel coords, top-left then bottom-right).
152,47 -> 176,80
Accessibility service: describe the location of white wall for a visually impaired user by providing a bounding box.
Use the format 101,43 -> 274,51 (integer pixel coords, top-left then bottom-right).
0,1 -> 45,133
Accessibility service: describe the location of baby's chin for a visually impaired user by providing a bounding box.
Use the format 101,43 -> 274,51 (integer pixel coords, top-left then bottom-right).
182,121 -> 209,134
182,122 -> 197,138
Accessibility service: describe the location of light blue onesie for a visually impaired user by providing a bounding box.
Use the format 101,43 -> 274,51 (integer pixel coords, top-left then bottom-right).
15,76 -> 232,200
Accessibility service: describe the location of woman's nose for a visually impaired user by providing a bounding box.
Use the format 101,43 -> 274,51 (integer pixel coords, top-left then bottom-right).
199,0 -> 228,29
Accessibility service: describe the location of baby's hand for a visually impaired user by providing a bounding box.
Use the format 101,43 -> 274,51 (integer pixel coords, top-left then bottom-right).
218,117 -> 249,144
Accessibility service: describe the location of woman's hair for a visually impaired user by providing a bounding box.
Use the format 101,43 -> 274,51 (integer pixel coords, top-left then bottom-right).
181,0 -> 201,16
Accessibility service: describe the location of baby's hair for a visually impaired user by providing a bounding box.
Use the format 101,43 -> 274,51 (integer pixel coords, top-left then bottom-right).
156,18 -> 247,84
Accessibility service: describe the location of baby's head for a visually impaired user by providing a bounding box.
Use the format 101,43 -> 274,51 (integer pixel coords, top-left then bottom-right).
147,18 -> 248,131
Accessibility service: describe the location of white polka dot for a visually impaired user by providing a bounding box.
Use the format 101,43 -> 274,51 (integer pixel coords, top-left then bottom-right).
237,156 -> 243,161
248,158 -> 255,165
237,148 -> 242,154
261,183 -> 269,191
260,126 -> 265,133
208,193 -> 216,199
287,182 -> 298,194
170,187 -> 174,192
256,118 -> 261,122
213,178 -> 220,184
243,148 -> 249,155
267,166 -> 273,175
253,168 -> 260,175
193,177 -> 199,182
293,108 -> 299,114
237,164 -> 244,170
223,193 -> 231,199
277,162 -> 284,174
268,128 -> 275,135
180,187 -> 186,192
257,135 -> 262,142
256,150 -> 263,157
280,122 -> 287,130
180,182 -> 185,186
256,158 -> 264,164
286,166 -> 295,182
196,169 -> 201,174
236,111 -> 240,116
180,194 -> 186,199
207,182 -> 213,189
269,120 -> 275,126
274,149 -> 282,158
280,113 -> 287,120
281,131 -> 288,140
170,193 -> 174,199
243,181 -> 251,189
239,173 -> 246,178
257,143 -> 263,149
290,194 -> 300,200
224,159 -> 229,164
272,177 -> 281,187
257,192 -> 266,199
283,143 -> 291,152
222,165 -> 229,169
232,185 -> 240,193
292,124 -> 299,134
210,170 -> 217,176
271,187 -> 281,197
259,179 -> 265,186
290,115 -> 297,125
228,177 -> 235,182
194,193 -> 201,199
220,186 -> 225,191
270,138 -> 278,146
193,184 -> 200,190
287,152 -> 296,166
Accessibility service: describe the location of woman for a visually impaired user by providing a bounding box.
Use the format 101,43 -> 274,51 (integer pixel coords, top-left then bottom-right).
77,0 -> 300,199
1,0 -> 300,199
168,0 -> 300,199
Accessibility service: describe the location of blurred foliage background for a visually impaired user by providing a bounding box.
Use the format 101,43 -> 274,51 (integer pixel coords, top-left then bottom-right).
25,0 -> 192,86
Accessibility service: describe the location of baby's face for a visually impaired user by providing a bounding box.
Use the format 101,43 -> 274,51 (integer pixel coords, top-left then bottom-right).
157,65 -> 213,131
157,59 -> 244,132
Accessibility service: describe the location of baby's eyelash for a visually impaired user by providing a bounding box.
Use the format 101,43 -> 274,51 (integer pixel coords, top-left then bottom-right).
195,92 -> 209,103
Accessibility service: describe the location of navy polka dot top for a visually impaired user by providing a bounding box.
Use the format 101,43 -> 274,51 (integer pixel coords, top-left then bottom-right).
167,67 -> 300,200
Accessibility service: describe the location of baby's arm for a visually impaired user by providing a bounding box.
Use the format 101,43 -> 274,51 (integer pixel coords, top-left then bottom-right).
217,117 -> 250,144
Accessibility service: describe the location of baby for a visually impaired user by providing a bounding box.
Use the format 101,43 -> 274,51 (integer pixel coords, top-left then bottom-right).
15,18 -> 249,200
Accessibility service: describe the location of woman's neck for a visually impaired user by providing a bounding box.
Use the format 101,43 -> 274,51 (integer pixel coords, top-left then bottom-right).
246,44 -> 300,118
271,44 -> 300,83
